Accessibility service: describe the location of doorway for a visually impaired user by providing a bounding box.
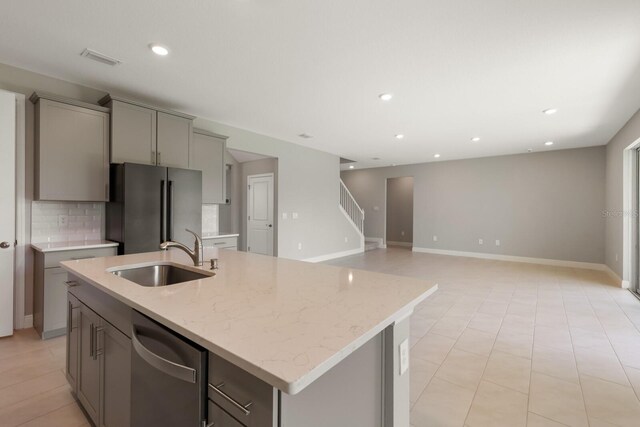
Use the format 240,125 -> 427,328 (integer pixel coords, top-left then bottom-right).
247,173 -> 274,256
385,177 -> 414,248
0,90 -> 16,336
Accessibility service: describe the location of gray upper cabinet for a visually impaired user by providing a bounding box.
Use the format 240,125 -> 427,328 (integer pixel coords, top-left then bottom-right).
32,93 -> 110,202
109,100 -> 157,165
157,112 -> 192,168
190,129 -> 228,204
100,95 -> 194,168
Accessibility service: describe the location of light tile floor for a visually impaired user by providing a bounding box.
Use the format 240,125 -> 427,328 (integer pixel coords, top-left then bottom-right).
325,247 -> 640,427
3,247 -> 640,426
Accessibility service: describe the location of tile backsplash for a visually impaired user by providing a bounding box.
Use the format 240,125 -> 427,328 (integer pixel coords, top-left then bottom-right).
31,202 -> 104,243
32,202 -> 218,243
202,204 -> 219,234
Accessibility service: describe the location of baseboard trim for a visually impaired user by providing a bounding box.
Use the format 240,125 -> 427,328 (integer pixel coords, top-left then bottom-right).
386,241 -> 413,248
603,266 -> 628,288
303,247 -> 365,263
412,246 -> 612,273
22,314 -> 33,329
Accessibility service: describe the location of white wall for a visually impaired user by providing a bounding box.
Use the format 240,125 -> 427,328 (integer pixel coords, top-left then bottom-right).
343,146 -> 606,264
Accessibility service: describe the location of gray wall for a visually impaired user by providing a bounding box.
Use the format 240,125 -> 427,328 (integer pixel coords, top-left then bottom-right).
0,62 -> 361,316
386,177 -> 413,244
342,146 -> 606,264
239,158 -> 278,253
605,108 -> 640,278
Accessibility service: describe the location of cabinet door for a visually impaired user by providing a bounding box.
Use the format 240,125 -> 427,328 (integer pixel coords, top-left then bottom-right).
66,293 -> 80,393
77,303 -> 102,425
99,322 -> 131,427
36,99 -> 109,201
43,267 -> 68,337
157,112 -> 192,168
110,100 -> 157,165
190,132 -> 226,204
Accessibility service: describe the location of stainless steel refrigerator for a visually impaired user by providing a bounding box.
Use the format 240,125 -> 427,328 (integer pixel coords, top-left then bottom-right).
107,163 -> 202,255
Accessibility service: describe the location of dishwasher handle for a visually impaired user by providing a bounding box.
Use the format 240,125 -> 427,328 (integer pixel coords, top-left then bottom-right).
131,326 -> 197,384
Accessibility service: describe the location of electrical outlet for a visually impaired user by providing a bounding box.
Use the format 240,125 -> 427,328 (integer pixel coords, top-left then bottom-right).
344,236 -> 348,243
399,339 -> 409,375
615,254 -> 619,262
373,206 -> 380,212
292,212 -> 299,219
298,243 -> 302,250
401,231 -> 405,236
495,239 -> 500,246
58,215 -> 68,227
282,212 -> 288,220
433,235 -> 438,242
478,238 -> 483,245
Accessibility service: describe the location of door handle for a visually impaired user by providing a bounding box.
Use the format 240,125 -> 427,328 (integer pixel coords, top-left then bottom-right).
0,242 -> 10,249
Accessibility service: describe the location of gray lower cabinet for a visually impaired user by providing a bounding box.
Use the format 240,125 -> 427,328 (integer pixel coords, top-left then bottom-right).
77,303 -> 102,424
67,281 -> 131,427
34,247 -> 117,339
190,129 -> 228,204
66,293 -> 80,394
31,93 -> 110,202
100,322 -> 131,427
203,236 -> 238,250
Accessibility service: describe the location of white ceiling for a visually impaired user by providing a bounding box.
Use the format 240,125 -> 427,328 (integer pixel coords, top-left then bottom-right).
2,1 -> 640,170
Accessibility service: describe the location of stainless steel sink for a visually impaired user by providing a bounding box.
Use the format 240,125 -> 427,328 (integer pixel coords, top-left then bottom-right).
110,264 -> 213,287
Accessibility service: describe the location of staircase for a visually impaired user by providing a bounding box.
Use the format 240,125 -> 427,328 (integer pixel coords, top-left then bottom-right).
339,179 -> 364,234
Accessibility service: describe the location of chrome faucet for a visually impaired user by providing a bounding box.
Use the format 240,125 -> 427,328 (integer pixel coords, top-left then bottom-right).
160,229 -> 204,266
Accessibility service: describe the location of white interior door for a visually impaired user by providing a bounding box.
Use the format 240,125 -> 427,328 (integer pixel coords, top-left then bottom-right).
0,90 -> 16,337
247,174 -> 274,256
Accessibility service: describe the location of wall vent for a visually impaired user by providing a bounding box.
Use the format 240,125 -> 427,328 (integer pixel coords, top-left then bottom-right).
81,48 -> 122,66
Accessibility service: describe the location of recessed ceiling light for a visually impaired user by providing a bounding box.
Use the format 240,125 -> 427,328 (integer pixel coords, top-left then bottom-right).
544,141 -> 554,146
349,165 -> 355,169
150,44 -> 169,56
471,137 -> 481,142
395,134 -> 404,139
543,108 -> 558,115
434,154 -> 441,158
379,93 -> 393,101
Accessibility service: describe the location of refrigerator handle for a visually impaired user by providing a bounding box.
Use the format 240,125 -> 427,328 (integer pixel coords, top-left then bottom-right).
167,180 -> 174,241
160,180 -> 166,243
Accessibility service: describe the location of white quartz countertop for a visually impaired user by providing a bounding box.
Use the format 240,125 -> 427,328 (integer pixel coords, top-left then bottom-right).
31,240 -> 119,253
202,232 -> 240,239
60,249 -> 437,394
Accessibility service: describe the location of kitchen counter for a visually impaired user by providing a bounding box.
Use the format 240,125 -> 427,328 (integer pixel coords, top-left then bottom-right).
31,240 -> 119,253
60,249 -> 437,395
201,232 -> 239,239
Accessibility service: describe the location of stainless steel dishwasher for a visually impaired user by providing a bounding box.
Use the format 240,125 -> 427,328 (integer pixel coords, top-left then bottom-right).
131,310 -> 207,427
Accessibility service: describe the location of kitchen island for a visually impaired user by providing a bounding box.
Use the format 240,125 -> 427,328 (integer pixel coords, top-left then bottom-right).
61,248 -> 437,427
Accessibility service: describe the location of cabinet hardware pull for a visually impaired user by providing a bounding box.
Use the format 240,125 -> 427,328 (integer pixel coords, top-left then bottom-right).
213,242 -> 225,246
158,151 -> 162,165
71,256 -> 95,260
152,151 -> 156,165
208,382 -> 252,416
131,326 -> 197,383
95,326 -> 104,358
64,280 -> 79,287
89,323 -> 94,358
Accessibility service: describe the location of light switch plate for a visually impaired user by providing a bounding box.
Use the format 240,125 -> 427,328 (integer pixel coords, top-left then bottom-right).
292,212 -> 299,219
282,212 -> 288,220
399,339 -> 409,375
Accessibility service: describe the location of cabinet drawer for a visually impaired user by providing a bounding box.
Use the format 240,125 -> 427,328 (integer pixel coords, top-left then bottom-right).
208,353 -> 275,427
44,247 -> 117,268
207,400 -> 245,427
203,237 -> 237,249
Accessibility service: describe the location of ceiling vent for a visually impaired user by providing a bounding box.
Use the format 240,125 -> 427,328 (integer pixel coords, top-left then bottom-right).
80,48 -> 122,66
